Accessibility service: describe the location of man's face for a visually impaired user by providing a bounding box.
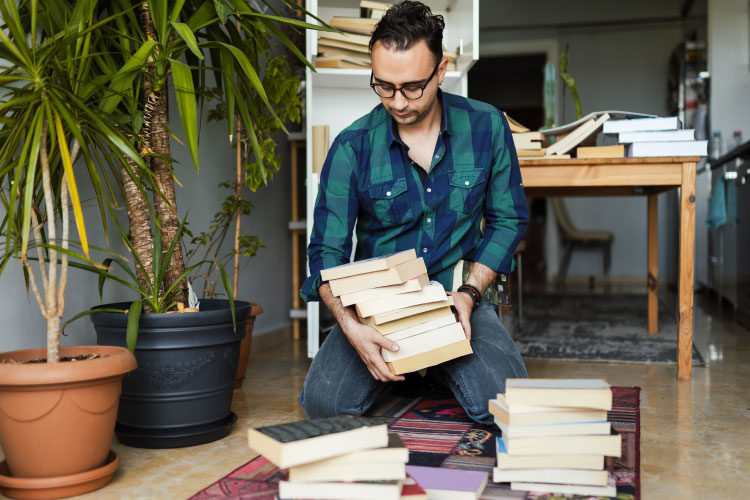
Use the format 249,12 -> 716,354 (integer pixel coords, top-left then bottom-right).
371,40 -> 446,126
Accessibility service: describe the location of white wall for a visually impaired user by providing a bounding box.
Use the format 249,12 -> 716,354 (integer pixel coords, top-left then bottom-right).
0,87 -> 294,352
478,0 -> 705,281
708,0 -> 750,143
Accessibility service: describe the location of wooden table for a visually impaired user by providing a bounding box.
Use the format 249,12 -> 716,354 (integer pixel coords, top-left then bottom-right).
518,156 -> 700,380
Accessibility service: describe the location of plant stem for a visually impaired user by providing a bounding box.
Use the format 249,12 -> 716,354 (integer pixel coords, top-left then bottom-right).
39,120 -> 59,363
233,117 -> 242,300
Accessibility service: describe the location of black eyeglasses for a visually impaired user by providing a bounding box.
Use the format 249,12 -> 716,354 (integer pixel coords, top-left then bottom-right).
370,61 -> 440,100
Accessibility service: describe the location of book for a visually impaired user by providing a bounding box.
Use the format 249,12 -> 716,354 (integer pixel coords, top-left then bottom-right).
360,0 -> 391,18
383,312 -> 455,341
495,437 -> 604,470
381,322 -> 465,362
494,418 -> 611,438
540,110 -> 656,136
312,125 -> 329,175
356,281 -> 446,318
510,476 -> 616,497
504,379 -> 613,410
359,295 -> 454,325
321,249 -> 416,281
602,115 -> 682,133
305,432 -> 408,465
517,148 -> 548,157
489,395 -> 608,426
371,306 -> 454,335
493,467 -> 608,486
576,144 -> 625,158
316,55 -> 372,69
329,16 -> 379,35
545,113 -> 611,156
329,257 -> 428,296
318,37 -> 371,54
341,274 -> 429,307
512,140 -> 542,150
279,479 -> 402,500
405,465 -> 488,500
500,434 -> 621,457
504,112 -> 530,133
319,30 -> 371,48
318,43 -> 373,61
618,129 -> 696,143
400,475 -> 428,500
626,140 -> 708,157
386,338 -> 472,375
246,415 -> 387,468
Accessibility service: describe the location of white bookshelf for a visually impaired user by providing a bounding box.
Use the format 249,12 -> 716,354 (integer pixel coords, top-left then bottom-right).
304,0 -> 479,357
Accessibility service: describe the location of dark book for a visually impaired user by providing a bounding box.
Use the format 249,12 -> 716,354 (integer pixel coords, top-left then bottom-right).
247,415 -> 388,468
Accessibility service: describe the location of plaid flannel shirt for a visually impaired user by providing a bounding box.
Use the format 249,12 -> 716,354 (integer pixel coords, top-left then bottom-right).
301,90 -> 528,302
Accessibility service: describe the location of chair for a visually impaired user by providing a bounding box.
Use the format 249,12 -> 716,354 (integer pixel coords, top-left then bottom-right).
551,198 -> 613,291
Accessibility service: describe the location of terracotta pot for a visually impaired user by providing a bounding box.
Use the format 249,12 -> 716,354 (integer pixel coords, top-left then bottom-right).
0,346 -> 136,479
234,302 -> 263,389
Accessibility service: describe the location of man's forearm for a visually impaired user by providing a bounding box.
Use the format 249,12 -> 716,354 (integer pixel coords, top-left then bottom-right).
464,261 -> 497,296
318,282 -> 359,334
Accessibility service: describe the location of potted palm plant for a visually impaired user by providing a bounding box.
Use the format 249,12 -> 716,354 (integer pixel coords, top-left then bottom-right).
0,3 -> 140,498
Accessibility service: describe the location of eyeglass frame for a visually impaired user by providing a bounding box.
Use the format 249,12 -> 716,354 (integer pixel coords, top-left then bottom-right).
369,61 -> 441,100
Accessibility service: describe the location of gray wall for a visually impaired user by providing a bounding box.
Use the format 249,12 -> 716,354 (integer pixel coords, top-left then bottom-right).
478,0 -> 706,281
0,86 -> 293,352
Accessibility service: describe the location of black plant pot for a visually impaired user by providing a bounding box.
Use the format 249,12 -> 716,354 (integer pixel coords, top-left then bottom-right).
91,299 -> 251,448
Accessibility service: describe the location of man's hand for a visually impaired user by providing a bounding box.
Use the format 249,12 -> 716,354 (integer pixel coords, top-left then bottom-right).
448,291 -> 473,340
343,322 -> 406,382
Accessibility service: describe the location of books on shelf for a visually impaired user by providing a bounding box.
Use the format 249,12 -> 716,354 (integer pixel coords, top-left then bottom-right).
576,144 -> 625,158
602,115 -> 683,134
247,415 -> 387,468
340,274 -> 429,307
329,16 -> 379,35
626,140 -> 708,157
495,437 -> 605,470
360,0 -> 391,19
356,281 -> 446,318
504,379 -> 613,410
316,55 -> 372,69
318,37 -> 371,54
405,465 -> 488,500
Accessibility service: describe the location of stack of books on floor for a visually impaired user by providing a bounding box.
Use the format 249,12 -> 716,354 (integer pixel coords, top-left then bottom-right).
602,116 -> 708,157
247,415 -> 412,500
490,379 -> 621,497
321,249 -> 472,374
316,1 -> 457,70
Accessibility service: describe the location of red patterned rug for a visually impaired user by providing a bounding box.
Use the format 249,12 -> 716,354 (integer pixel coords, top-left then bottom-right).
188,387 -> 640,500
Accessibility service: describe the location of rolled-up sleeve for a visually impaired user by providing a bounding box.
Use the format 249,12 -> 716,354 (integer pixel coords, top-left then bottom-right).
300,138 -> 359,302
472,112 -> 528,275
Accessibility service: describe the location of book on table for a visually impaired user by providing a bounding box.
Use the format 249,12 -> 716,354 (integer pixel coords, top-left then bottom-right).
288,433 -> 408,482
545,113 -> 611,156
627,140 -> 708,157
246,415 -> 387,468
489,394 -> 608,426
618,129 -> 696,143
328,257 -> 428,296
495,437 -> 605,470
504,379 -> 613,410
404,465 -> 488,500
576,144 -> 625,158
602,115 -> 682,133
355,281 -> 447,318
278,478 -> 402,500
340,274 -> 428,307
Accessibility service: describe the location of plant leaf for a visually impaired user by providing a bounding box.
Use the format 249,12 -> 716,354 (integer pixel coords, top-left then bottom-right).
217,261 -> 236,332
54,114 -> 89,258
126,299 -> 142,352
169,58 -> 200,170
170,22 -> 203,60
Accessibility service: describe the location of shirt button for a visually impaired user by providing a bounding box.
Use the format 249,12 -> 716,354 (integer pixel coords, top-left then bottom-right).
434,154 -> 439,159
464,181 -> 470,186
422,248 -> 428,253
426,187 -> 432,193
426,217 -> 432,223
386,191 -> 391,196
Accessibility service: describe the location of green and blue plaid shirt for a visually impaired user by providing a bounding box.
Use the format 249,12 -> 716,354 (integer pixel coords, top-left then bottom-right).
301,90 -> 528,302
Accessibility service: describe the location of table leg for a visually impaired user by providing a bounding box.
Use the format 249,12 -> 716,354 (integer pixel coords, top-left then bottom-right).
678,162 -> 696,381
648,194 -> 659,334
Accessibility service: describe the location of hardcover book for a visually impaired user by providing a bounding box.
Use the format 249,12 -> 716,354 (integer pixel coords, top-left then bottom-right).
404,465 -> 488,500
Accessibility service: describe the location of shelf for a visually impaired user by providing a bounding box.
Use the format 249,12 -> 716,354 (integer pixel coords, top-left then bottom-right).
310,68 -> 467,90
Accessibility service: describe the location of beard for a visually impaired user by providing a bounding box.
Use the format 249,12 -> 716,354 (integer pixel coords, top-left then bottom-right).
386,91 -> 437,126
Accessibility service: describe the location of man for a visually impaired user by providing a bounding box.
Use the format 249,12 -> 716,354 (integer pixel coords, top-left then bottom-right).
298,1 -> 528,425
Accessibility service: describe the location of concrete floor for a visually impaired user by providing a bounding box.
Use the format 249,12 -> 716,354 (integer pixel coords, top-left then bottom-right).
18,291 -> 750,500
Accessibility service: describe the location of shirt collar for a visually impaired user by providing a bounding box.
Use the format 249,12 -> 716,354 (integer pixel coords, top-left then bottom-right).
386,89 -> 452,148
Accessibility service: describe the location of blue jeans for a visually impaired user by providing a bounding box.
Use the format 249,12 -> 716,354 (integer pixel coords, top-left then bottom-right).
298,302 -> 527,425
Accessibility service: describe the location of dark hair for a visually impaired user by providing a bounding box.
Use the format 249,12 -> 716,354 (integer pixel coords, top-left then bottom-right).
369,1 -> 444,64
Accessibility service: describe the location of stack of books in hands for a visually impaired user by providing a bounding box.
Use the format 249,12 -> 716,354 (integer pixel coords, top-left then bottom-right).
247,415 -> 413,500
321,249 -> 472,375
490,379 -> 621,497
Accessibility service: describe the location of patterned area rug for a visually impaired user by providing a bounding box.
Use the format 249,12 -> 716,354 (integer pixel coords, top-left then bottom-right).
188,387 -> 640,500
504,293 -> 705,365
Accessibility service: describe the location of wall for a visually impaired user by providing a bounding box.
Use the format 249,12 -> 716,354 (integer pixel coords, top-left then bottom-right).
0,82 -> 294,353
478,0 -> 706,282
708,0 -> 750,142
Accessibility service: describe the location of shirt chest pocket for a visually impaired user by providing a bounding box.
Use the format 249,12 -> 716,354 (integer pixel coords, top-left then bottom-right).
448,170 -> 488,214
366,178 -> 414,226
